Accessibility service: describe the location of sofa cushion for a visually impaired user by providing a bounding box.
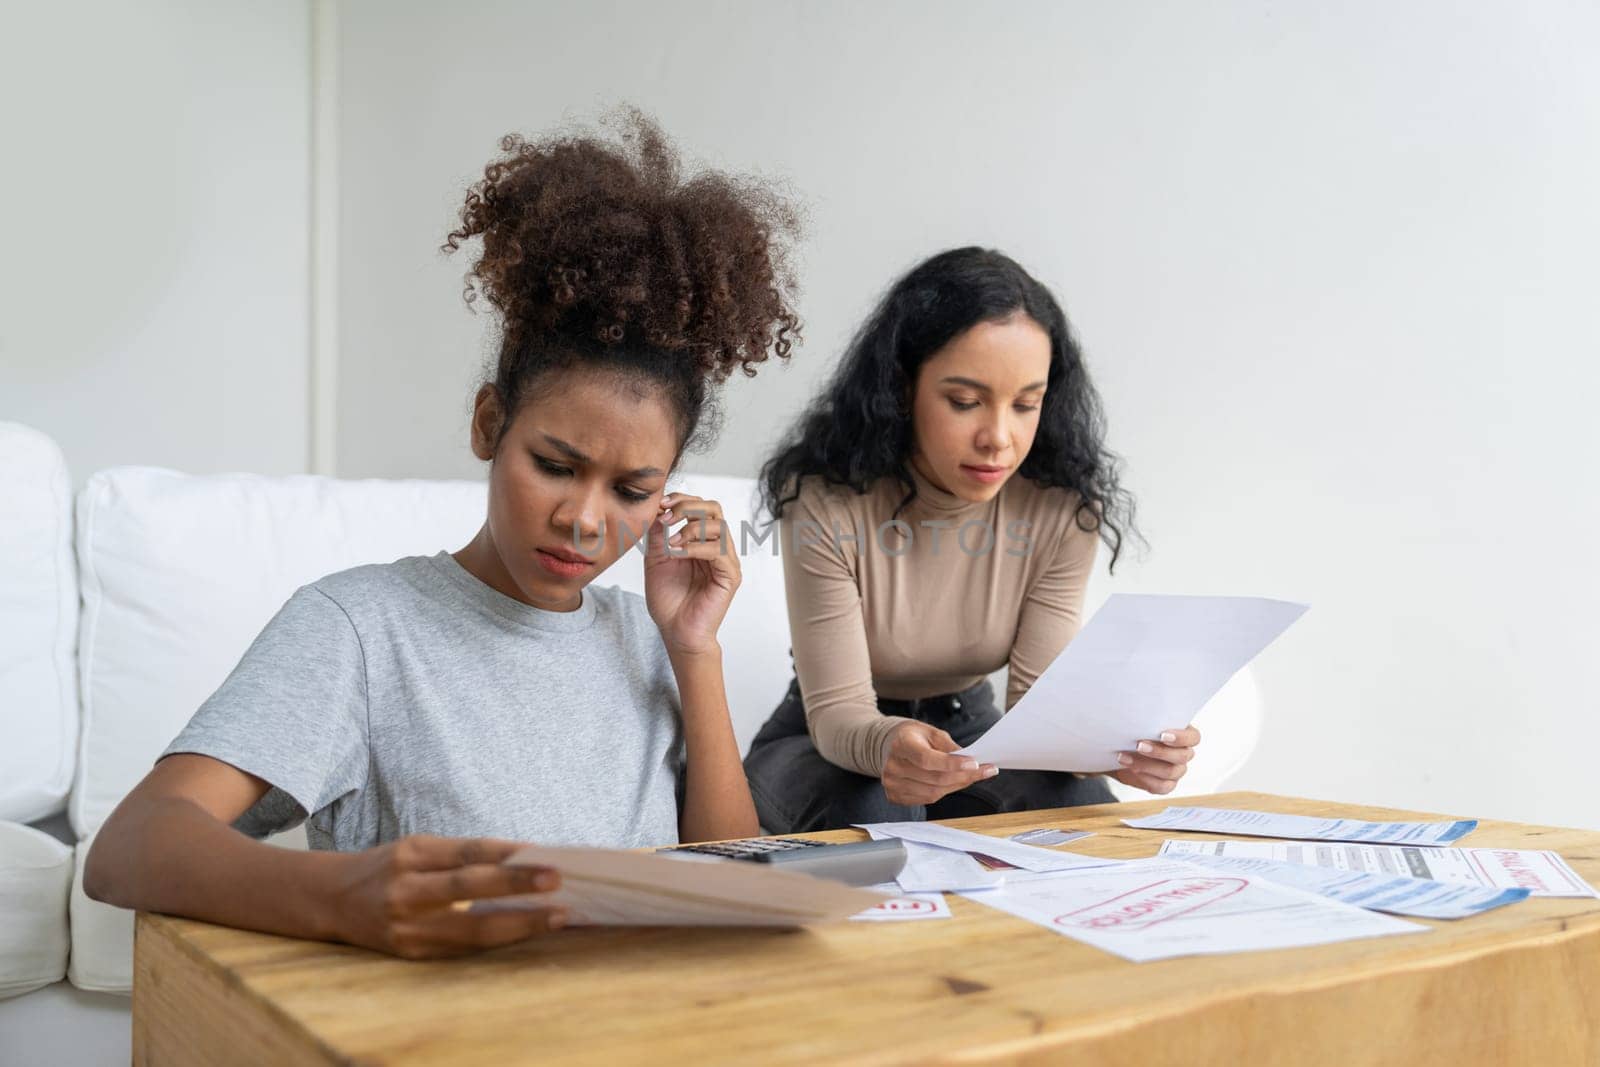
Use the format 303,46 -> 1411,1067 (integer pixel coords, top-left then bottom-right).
69,823 -> 307,996
70,469 -> 488,838
0,424 -> 80,825
0,820 -> 73,999
66,829 -> 131,995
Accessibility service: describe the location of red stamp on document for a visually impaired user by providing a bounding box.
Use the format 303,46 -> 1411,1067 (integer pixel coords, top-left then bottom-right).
1054,878 -> 1247,931
868,898 -> 938,915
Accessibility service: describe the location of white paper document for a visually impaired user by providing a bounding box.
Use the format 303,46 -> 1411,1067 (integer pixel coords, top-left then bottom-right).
1010,828 -> 1095,847
1169,852 -> 1528,919
957,594 -> 1307,772
958,858 -> 1426,962
497,846 -> 892,927
890,841 -> 1005,893
1126,806 -> 1477,846
1160,839 -> 1600,899
852,887 -> 953,922
858,822 -> 1118,874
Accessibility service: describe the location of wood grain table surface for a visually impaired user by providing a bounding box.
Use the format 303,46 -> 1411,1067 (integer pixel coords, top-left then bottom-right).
131,791 -> 1600,1065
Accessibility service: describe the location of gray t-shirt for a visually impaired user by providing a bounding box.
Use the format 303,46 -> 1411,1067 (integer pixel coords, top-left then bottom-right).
162,551 -> 684,850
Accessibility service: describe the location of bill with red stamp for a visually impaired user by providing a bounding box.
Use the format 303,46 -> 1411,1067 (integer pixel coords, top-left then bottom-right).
959,858 -> 1425,961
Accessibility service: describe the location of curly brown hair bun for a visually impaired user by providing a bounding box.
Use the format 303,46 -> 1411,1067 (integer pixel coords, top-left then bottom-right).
444,108 -> 802,453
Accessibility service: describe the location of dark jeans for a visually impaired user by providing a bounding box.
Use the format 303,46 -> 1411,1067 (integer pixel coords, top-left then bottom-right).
743,676 -> 1115,834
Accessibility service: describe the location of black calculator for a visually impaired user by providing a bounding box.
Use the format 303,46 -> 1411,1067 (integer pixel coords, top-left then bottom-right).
661,837 -> 907,887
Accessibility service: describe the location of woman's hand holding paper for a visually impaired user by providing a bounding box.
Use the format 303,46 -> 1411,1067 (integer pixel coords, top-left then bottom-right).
335,835 -> 567,959
882,721 -> 999,806
1111,725 -> 1201,795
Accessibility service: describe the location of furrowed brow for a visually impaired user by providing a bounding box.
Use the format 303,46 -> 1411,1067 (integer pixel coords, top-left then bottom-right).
544,435 -> 664,480
542,435 -> 592,464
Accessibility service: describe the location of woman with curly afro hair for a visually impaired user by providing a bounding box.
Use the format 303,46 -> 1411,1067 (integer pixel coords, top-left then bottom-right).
745,247 -> 1202,833
85,112 -> 801,959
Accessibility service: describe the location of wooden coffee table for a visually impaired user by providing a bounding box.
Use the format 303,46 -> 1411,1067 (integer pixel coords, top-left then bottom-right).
131,791 -> 1600,1065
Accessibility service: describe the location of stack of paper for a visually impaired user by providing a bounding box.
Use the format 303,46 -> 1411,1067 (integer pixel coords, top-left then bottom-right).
496,846 -> 891,927
858,820 -> 1435,960
854,814 -> 1567,958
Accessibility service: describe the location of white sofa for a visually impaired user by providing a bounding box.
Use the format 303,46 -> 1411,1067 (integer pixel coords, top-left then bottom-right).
0,421 -> 1261,1063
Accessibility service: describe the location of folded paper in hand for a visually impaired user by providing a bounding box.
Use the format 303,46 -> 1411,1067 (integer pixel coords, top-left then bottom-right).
490,846 -> 892,927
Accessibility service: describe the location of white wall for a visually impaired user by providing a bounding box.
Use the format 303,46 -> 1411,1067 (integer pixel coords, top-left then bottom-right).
334,0 -> 1600,830
0,0 -> 311,481
0,4 -> 313,1058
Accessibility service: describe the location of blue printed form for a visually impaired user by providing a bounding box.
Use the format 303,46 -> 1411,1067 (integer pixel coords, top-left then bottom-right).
1170,853 -> 1527,919
1123,807 -> 1477,846
1158,838 -> 1599,898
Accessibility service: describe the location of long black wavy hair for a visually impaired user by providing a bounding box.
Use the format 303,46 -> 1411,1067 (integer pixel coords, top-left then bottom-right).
759,246 -> 1138,570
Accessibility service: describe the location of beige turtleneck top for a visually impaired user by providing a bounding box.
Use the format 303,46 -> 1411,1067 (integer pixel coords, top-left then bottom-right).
779,465 -> 1099,777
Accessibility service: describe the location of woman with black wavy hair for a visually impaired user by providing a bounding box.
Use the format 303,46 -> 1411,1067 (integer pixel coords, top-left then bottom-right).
745,247 -> 1202,832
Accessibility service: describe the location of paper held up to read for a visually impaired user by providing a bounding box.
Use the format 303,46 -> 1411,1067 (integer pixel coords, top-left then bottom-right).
493,846 -> 891,927
957,594 -> 1308,773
